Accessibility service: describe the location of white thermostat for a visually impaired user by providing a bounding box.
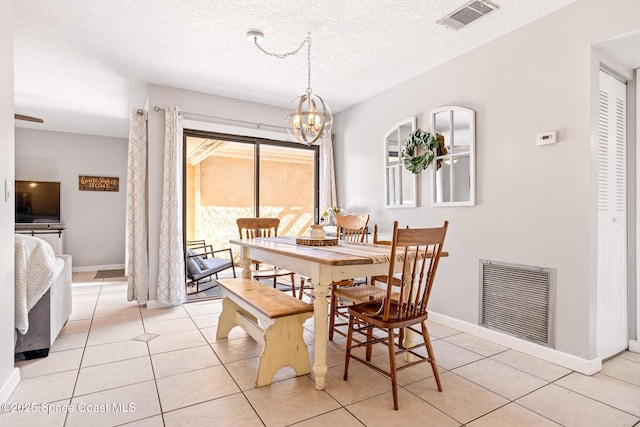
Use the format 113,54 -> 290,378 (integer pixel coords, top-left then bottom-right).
536,131 -> 557,146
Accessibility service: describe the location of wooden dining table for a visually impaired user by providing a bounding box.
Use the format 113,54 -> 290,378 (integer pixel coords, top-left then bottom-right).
229,236 -> 403,390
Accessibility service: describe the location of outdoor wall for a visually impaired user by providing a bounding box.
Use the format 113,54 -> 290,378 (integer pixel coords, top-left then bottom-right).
199,156 -> 313,208
332,0 -> 640,360
0,0 -> 19,402
15,128 -> 128,269
186,153 -> 315,256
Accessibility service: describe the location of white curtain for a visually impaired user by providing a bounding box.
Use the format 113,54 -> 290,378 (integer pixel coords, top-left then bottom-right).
319,130 -> 337,213
126,109 -> 149,303
156,106 -> 186,305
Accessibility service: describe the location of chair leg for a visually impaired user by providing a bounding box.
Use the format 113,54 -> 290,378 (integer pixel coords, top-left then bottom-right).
366,326 -> 373,361
329,285 -> 337,340
343,314 -> 354,380
388,327 -> 399,410
422,321 -> 442,392
289,273 -> 296,298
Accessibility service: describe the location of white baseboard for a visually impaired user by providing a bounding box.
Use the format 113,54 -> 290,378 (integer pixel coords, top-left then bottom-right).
0,368 -> 21,403
72,263 -> 125,273
629,340 -> 640,353
429,311 -> 602,375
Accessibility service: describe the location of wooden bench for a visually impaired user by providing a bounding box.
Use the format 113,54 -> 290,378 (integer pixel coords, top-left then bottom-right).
216,278 -> 314,387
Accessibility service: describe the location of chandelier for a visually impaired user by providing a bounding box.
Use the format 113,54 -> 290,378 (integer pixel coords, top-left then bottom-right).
248,30 -> 332,145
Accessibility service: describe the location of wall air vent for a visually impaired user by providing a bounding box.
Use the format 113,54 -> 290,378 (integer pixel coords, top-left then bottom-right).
437,1 -> 499,30
479,259 -> 555,347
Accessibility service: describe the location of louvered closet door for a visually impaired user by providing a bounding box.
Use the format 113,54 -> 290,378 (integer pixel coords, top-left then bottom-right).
596,69 -> 628,359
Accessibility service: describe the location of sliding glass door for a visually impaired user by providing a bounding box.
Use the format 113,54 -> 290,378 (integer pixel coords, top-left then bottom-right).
183,130 -> 318,275
258,143 -> 316,236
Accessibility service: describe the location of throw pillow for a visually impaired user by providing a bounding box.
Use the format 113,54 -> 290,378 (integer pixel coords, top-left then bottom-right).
185,249 -> 203,276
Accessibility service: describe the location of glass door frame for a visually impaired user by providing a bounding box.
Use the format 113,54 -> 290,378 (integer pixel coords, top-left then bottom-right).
182,128 -> 320,245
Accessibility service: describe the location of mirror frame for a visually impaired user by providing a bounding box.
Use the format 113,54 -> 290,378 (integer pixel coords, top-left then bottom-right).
431,106 -> 476,207
384,117 -> 417,208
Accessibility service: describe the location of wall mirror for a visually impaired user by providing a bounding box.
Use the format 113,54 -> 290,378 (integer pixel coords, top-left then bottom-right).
431,106 -> 476,206
384,117 -> 417,208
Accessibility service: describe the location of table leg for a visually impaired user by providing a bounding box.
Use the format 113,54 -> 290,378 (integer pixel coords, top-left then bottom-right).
241,246 -> 252,279
311,263 -> 330,390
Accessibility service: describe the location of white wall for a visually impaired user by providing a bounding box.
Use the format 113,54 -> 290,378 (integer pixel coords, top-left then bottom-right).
332,0 -> 640,360
0,0 -> 19,402
15,129 -> 128,269
146,85 -> 289,301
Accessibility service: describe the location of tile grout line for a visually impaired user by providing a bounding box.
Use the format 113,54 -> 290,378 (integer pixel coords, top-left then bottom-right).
550,372 -> 640,420
182,300 -> 267,424
63,278 -> 102,427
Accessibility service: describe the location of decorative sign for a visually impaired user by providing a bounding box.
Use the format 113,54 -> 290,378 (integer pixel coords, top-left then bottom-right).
79,176 -> 119,192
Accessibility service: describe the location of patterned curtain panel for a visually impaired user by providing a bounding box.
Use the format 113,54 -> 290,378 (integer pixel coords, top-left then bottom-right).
156,106 -> 186,305
126,109 -> 149,303
319,130 -> 337,213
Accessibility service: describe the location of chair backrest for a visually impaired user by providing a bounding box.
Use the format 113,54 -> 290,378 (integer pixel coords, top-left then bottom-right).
187,240 -> 209,254
372,224 -> 392,246
382,220 -> 448,322
335,214 -> 370,243
237,218 -> 280,240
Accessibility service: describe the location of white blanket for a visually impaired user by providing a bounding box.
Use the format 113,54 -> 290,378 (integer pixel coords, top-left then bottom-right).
14,234 -> 64,335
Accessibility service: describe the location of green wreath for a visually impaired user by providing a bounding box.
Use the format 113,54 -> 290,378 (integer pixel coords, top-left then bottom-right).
402,129 -> 438,174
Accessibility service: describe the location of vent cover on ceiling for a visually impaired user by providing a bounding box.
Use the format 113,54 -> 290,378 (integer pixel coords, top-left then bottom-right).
437,1 -> 499,30
479,259 -> 555,347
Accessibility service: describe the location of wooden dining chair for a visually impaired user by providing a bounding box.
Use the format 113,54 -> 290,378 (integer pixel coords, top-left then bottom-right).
370,224 -> 403,289
328,213 -> 370,340
236,217 -> 297,297
332,224 -> 401,314
343,220 -> 448,410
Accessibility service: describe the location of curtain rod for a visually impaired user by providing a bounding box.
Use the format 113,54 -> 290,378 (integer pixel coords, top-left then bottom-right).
153,105 -> 288,132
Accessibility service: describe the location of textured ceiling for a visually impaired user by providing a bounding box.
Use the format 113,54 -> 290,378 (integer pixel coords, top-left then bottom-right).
13,0 -> 583,138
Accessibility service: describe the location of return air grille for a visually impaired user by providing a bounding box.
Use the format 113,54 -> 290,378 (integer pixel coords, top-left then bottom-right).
479,260 -> 555,347
437,1 -> 499,30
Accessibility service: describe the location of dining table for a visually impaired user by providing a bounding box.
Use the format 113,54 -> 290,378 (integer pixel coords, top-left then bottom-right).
229,236 -> 407,390
229,235 -> 448,390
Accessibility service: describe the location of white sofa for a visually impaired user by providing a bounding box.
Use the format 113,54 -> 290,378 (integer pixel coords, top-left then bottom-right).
15,254 -> 72,357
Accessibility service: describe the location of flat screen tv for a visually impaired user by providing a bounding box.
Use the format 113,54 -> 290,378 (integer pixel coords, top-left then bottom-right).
15,180 -> 61,224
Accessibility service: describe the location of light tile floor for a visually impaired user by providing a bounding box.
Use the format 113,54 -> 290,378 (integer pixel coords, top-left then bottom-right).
3,272 -> 640,426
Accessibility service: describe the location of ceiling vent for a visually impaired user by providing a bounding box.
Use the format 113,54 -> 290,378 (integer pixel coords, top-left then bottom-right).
437,1 -> 499,30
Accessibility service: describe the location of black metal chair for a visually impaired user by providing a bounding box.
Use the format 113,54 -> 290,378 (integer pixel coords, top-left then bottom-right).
185,240 -> 236,294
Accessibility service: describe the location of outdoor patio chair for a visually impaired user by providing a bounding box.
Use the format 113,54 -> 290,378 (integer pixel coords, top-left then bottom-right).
185,240 -> 236,294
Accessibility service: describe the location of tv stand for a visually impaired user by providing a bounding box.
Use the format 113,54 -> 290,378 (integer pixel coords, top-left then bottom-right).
15,225 -> 65,255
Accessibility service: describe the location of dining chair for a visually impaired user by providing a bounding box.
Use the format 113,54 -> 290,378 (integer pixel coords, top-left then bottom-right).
332,224 -> 401,314
343,220 -> 448,410
327,213 -> 370,340
236,217 -> 297,297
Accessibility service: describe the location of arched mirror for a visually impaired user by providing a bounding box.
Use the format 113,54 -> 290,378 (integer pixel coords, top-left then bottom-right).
431,106 -> 476,206
384,117 -> 417,208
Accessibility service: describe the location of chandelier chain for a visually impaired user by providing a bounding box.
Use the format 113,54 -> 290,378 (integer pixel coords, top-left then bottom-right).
248,30 -> 330,144
253,33 -> 313,94
306,36 -> 312,94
